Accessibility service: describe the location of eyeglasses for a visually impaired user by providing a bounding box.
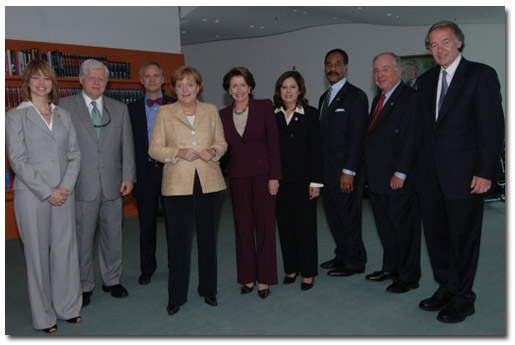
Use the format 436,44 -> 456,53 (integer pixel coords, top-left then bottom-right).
93,106 -> 112,128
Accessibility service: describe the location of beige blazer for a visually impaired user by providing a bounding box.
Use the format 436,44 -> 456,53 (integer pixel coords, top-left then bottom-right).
149,100 -> 227,196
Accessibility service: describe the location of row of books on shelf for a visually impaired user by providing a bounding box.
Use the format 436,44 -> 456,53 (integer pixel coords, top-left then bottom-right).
6,169 -> 15,189
6,49 -> 131,79
6,87 -> 145,108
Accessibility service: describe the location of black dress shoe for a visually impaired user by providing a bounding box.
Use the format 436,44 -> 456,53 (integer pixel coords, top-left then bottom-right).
138,273 -> 152,285
82,291 -> 92,307
320,258 -> 343,269
386,280 -> 419,293
241,284 -> 254,294
204,296 -> 218,306
365,270 -> 395,282
301,278 -> 314,291
167,304 -> 180,315
258,288 -> 272,299
102,284 -> 128,298
328,267 -> 365,277
283,274 -> 297,284
419,292 -> 450,311
437,304 -> 475,323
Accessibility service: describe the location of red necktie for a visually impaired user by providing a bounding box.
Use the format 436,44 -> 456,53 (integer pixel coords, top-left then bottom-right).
368,94 -> 385,131
147,97 -> 163,107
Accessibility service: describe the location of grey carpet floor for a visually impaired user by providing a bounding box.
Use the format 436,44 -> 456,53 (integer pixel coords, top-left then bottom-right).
4,192 -> 506,336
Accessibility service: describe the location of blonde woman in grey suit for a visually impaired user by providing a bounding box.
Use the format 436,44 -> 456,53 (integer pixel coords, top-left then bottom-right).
6,60 -> 82,333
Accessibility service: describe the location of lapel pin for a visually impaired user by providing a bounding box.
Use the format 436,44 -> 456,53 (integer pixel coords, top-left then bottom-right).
294,117 -> 298,121
57,113 -> 61,118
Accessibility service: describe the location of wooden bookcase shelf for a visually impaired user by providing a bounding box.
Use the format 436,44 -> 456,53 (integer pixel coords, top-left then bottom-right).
5,39 -> 185,239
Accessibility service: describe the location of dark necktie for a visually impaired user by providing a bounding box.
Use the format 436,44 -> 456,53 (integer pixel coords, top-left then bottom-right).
368,93 -> 385,131
437,70 -> 448,115
147,97 -> 163,107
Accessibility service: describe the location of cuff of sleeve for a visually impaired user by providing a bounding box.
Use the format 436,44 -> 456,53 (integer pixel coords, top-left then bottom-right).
342,169 -> 356,176
394,172 -> 407,180
310,182 -> 324,188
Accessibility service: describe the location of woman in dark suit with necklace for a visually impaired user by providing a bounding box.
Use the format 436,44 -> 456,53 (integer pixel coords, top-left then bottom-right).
273,70 -> 323,290
219,67 -> 282,298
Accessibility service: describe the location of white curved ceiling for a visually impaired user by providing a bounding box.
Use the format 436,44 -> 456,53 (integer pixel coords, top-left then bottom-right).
179,6 -> 505,45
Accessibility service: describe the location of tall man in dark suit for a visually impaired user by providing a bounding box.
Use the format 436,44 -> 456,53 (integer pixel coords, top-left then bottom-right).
59,59 -> 136,307
364,53 -> 421,293
416,21 -> 504,323
128,61 -> 176,285
318,48 -> 368,277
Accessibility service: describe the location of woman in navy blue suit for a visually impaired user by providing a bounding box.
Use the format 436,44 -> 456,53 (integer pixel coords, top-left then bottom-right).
219,67 -> 282,298
273,71 -> 323,291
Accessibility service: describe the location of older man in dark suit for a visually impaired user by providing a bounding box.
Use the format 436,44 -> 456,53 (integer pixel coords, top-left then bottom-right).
364,52 -> 421,293
416,21 -> 504,323
128,61 -> 175,285
318,49 -> 368,277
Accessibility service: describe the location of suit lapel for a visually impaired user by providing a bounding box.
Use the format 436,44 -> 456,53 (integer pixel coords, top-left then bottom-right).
368,84 -> 403,132
26,107 -> 54,138
437,59 -> 467,125
75,93 -> 99,142
320,84 -> 347,125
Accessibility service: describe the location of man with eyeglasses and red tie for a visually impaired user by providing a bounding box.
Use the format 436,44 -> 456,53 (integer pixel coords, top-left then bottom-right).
59,59 -> 136,307
128,61 -> 176,286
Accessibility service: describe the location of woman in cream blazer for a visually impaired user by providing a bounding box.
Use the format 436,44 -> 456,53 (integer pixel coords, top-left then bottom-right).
149,66 -> 227,315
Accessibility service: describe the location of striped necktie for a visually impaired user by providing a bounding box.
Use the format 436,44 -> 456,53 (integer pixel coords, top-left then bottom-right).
437,70 -> 448,115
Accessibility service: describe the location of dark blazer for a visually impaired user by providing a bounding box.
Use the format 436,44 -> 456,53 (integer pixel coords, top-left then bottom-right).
128,94 -> 175,199
275,104 -> 323,184
365,83 -> 417,194
318,81 -> 369,187
415,57 -> 504,200
220,98 -> 282,180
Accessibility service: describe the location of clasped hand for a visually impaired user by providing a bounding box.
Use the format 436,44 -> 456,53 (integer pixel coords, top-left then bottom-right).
47,187 -> 69,206
178,148 -> 215,162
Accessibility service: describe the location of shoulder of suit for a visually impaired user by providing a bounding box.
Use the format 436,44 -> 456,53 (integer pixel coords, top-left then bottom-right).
104,96 -> 126,108
197,100 -> 218,112
251,98 -> 273,108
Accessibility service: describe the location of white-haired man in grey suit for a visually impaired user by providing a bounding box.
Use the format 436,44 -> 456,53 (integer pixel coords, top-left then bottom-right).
59,59 -> 136,307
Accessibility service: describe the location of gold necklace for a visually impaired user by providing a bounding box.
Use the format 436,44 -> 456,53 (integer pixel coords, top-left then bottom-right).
234,104 -> 248,115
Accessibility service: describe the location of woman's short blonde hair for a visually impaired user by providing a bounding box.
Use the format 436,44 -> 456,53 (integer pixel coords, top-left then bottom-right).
171,66 -> 204,95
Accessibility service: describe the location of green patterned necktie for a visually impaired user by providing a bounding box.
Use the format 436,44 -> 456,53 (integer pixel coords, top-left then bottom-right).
91,100 -> 102,138
322,87 -> 332,113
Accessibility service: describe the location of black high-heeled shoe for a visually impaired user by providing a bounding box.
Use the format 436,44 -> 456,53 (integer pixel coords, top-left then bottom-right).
241,284 -> 254,294
66,316 -> 82,324
301,277 -> 315,291
167,304 -> 180,315
258,288 -> 272,299
204,296 -> 218,306
283,273 -> 297,284
43,325 -> 57,333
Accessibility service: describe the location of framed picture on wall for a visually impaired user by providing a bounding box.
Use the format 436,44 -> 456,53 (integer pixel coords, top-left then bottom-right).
400,54 -> 436,89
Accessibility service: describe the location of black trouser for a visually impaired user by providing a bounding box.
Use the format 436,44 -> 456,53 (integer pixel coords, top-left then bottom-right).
163,173 -> 222,306
136,163 -> 164,275
321,176 -> 367,269
276,180 -> 318,278
369,191 -> 421,283
419,157 -> 483,307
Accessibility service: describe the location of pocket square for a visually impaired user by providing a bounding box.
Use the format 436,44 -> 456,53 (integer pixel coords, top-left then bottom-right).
335,108 -> 345,112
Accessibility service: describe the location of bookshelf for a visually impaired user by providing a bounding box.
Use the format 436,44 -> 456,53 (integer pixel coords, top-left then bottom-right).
5,39 -> 185,239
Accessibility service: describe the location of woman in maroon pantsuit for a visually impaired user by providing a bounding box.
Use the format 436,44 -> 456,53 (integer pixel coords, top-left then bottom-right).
219,67 -> 282,299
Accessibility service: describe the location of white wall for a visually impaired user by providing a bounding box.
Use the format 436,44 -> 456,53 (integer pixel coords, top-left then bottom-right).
5,6 -> 182,54
182,22 -> 506,110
